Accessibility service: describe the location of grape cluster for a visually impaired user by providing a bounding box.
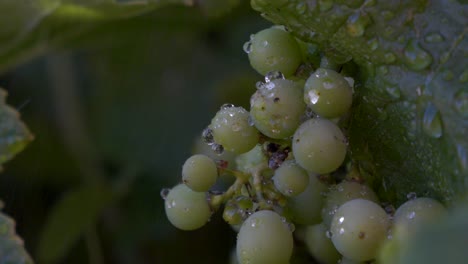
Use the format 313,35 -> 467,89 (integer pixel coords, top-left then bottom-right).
161,26 -> 447,263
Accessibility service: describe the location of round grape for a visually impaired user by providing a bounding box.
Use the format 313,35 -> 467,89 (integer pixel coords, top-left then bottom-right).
287,173 -> 327,225
182,154 -> 218,192
250,78 -> 306,139
292,118 -> 347,174
322,181 -> 379,227
246,28 -> 302,77
393,197 -> 445,240
304,223 -> 341,264
210,106 -> 259,154
236,210 -> 293,264
330,199 -> 390,262
164,184 -> 211,231
235,144 -> 267,173
273,160 -> 309,197
304,68 -> 353,118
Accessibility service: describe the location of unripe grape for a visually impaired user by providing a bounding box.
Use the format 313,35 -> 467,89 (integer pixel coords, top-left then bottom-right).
287,173 -> 327,225
236,210 -> 293,264
304,223 -> 341,264
322,181 -> 379,227
164,184 -> 211,231
304,68 -> 353,118
272,160 -> 309,197
393,197 -> 445,241
246,28 -> 302,77
210,106 -> 259,154
330,199 -> 390,262
182,154 -> 218,192
292,118 -> 347,174
251,78 -> 306,139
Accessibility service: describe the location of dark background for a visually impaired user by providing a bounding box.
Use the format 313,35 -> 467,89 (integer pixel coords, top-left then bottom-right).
0,2 -> 271,263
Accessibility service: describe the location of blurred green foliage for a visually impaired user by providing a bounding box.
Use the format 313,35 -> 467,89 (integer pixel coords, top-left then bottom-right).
0,1 -> 269,263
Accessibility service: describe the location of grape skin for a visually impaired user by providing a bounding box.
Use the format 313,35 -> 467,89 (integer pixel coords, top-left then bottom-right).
272,160 -> 309,197
250,78 -> 306,139
330,199 -> 390,262
247,28 -> 302,77
392,197 -> 446,241
210,106 -> 259,154
292,118 -> 347,174
321,181 -> 379,227
304,68 -> 353,118
182,154 -> 218,192
236,210 -> 293,264
304,223 -> 341,264
164,184 -> 211,231
287,173 -> 327,225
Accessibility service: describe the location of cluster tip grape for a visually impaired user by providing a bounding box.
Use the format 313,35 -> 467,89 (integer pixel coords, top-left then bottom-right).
161,26 -> 447,264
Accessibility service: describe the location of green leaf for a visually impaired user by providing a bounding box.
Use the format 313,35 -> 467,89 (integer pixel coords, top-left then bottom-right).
251,0 -> 468,204
0,0 -> 188,72
37,185 -> 115,264
0,88 -> 33,170
0,209 -> 34,264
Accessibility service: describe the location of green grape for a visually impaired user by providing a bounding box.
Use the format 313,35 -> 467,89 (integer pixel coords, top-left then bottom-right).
235,144 -> 267,173
236,210 -> 293,264
322,181 -> 379,227
304,68 -> 353,118
182,154 -> 218,192
210,105 -> 259,154
245,27 -> 302,77
392,197 -> 446,241
164,184 -> 211,231
272,160 -> 309,197
292,118 -> 347,174
287,173 -> 327,225
330,199 -> 390,262
250,77 -> 306,139
304,223 -> 341,264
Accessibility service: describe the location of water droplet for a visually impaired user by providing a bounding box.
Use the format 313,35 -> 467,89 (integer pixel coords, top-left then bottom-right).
367,38 -> 379,51
243,41 -> 252,54
256,81 -> 266,90
212,143 -> 224,154
406,192 -> 417,200
422,102 -> 443,138
160,188 -> 170,199
202,127 -> 214,144
264,82 -> 276,90
247,115 -> 255,126
459,69 -> 468,83
425,32 -> 444,43
221,103 -> 235,109
384,204 -> 396,215
318,0 -> 334,11
404,40 -> 432,70
326,230 -> 333,238
306,90 -> 320,104
384,52 -> 396,63
407,211 -> 416,220
265,71 -> 284,82
346,12 -> 370,37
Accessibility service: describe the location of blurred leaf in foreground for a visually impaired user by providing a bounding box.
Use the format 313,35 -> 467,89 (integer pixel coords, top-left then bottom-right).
0,0 -> 190,72
0,88 -> 33,170
37,185 -> 115,264
0,209 -> 34,264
